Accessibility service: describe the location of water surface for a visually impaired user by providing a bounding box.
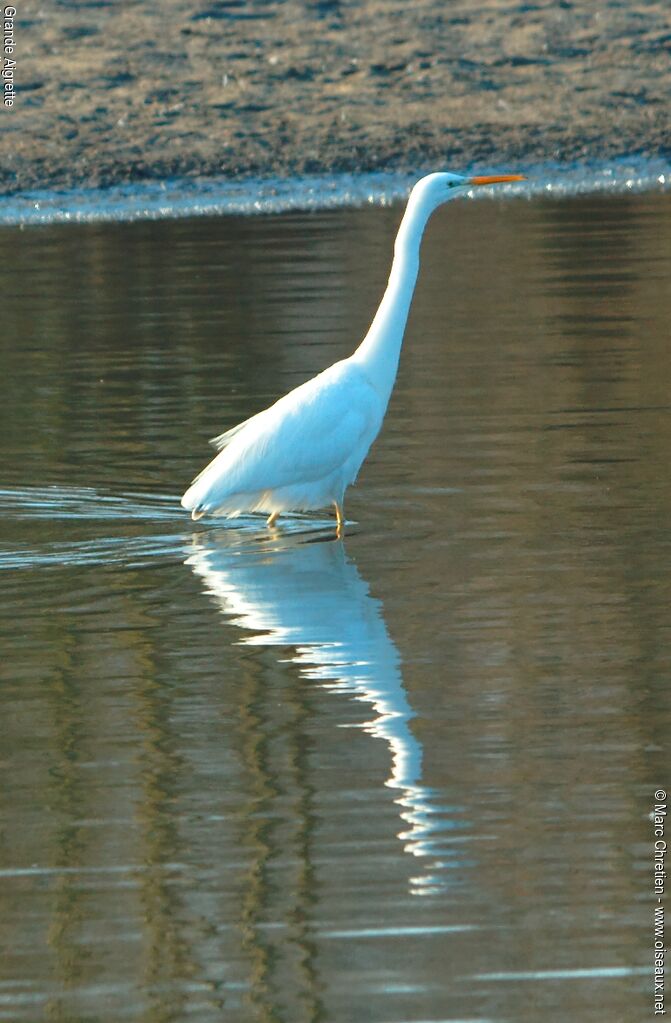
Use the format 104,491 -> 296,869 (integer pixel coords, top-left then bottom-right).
1,189 -> 669,1022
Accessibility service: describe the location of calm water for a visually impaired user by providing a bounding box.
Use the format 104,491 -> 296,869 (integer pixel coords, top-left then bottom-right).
1,191 -> 670,1022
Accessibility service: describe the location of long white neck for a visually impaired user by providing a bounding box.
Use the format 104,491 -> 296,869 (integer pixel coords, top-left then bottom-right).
352,188 -> 437,403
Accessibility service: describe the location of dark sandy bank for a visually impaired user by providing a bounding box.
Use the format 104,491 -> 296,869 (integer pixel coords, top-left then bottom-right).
1,0 -> 669,196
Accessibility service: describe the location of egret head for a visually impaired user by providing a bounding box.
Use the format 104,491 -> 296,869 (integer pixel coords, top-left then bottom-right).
410,170 -> 525,213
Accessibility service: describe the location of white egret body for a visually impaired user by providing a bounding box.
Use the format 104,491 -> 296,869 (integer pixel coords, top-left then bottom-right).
181,171 -> 524,534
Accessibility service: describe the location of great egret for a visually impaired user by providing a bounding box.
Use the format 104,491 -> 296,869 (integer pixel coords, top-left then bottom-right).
181,171 -> 524,535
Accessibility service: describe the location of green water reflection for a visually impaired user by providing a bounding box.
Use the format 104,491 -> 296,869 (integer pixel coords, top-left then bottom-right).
0,191 -> 669,1022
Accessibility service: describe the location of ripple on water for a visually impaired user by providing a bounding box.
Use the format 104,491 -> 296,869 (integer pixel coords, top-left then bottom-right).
0,485 -> 179,521
0,485 -> 346,570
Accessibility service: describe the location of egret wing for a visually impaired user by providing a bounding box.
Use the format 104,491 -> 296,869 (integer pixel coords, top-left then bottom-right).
209,409 -> 266,451
207,361 -> 381,495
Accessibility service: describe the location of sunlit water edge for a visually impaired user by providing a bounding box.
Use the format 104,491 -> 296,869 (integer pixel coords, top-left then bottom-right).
1,155 -> 669,226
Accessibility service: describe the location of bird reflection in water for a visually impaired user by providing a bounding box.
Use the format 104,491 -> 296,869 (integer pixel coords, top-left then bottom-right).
185,526 -> 464,893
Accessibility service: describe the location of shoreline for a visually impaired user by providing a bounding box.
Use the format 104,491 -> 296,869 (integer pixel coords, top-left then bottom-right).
2,119 -> 670,201
2,1 -> 670,202
2,156 -> 669,227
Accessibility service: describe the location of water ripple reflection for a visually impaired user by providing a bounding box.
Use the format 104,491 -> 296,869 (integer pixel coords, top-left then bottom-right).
1,189 -> 668,1022
186,535 -> 467,895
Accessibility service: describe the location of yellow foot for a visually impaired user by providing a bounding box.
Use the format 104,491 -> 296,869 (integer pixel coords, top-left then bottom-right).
334,501 -> 345,539
267,511 -> 279,528
191,508 -> 205,521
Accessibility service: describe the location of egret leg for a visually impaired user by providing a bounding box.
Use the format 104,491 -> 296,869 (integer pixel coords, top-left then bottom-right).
191,508 -> 205,521
334,501 -> 345,539
267,511 -> 279,528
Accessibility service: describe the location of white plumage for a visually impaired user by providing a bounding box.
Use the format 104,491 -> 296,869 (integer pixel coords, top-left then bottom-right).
183,360 -> 381,518
181,170 -> 524,534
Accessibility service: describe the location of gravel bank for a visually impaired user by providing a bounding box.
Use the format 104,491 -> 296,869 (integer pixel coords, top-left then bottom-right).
2,0 -> 669,195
